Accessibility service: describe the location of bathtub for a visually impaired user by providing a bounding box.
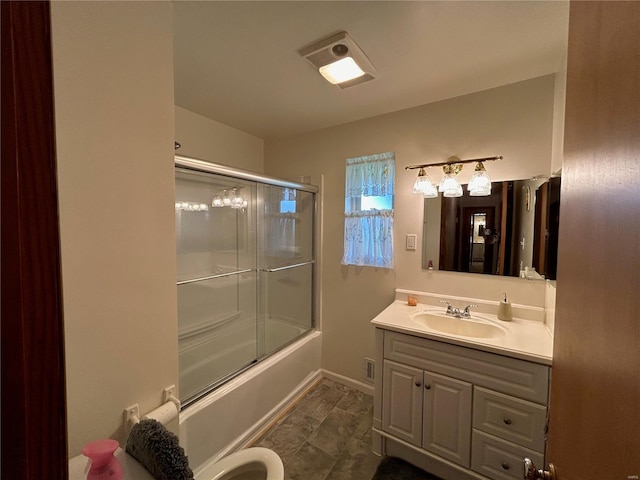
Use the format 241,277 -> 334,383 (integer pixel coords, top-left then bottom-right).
179,329 -> 322,474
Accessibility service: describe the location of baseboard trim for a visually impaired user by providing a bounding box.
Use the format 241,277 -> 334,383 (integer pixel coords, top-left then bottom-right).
322,369 -> 374,396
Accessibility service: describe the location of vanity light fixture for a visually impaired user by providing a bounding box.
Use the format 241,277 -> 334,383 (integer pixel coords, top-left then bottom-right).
211,188 -> 247,209
439,164 -> 464,198
406,156 -> 502,199
175,201 -> 209,212
299,31 -> 378,88
468,162 -> 492,196
222,190 -> 232,206
412,167 -> 439,198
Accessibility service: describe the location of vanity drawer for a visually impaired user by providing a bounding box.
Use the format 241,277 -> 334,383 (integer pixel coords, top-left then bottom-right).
473,387 -> 546,452
471,430 -> 544,480
383,331 -> 549,403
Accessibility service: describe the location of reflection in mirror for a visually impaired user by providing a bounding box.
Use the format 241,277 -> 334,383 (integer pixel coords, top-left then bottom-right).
422,177 -> 560,280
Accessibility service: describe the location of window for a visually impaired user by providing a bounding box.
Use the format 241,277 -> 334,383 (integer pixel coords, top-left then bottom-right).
279,188 -> 296,213
342,152 -> 395,268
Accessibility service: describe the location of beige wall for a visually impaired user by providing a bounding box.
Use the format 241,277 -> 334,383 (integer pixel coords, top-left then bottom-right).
175,106 -> 264,172
51,2 -> 177,456
265,75 -> 556,383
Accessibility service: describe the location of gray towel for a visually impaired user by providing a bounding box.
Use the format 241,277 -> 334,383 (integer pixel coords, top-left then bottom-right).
125,419 -> 193,480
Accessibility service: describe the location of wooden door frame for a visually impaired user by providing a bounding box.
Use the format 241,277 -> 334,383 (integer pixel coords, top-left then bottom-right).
1,1 -> 69,478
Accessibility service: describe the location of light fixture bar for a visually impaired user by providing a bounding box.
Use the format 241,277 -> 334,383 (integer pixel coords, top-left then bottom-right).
404,155 -> 502,171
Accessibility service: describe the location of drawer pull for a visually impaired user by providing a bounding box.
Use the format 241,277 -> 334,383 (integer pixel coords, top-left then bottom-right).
503,417 -> 512,425
425,384 -> 432,390
415,381 -> 421,387
501,462 -> 510,470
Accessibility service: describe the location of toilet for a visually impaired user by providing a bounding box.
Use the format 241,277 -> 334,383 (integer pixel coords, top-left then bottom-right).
196,447 -> 284,480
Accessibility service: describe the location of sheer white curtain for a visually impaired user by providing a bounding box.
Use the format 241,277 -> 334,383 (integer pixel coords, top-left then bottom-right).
342,152 -> 395,268
265,214 -> 296,258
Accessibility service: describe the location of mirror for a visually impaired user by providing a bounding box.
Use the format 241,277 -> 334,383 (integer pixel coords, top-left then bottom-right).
422,177 -> 560,280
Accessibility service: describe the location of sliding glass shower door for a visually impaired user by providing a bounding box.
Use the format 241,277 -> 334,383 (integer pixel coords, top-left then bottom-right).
258,185 -> 315,358
175,168 -> 258,403
175,157 -> 316,406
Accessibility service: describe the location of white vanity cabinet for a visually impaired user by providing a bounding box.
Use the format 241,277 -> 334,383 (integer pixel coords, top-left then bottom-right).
373,328 -> 550,480
382,360 -> 472,467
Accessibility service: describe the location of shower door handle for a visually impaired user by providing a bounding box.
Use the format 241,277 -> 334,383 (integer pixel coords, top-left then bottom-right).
259,261 -> 315,272
177,268 -> 254,285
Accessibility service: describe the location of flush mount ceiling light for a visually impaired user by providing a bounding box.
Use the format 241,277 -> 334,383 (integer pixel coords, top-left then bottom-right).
406,156 -> 502,199
299,31 -> 378,88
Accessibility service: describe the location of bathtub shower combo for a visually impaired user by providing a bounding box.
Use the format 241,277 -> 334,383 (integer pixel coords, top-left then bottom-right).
175,156 -> 317,409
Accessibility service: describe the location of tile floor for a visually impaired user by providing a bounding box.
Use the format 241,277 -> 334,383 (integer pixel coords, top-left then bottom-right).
252,378 -> 381,480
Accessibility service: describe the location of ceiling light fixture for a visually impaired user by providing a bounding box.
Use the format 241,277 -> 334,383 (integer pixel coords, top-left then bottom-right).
406,156 -> 502,199
300,31 -> 378,88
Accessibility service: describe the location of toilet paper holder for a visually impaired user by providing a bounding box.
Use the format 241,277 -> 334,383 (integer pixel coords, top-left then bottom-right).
124,385 -> 180,438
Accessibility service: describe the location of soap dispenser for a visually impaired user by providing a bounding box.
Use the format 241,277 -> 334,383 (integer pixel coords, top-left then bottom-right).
497,292 -> 513,322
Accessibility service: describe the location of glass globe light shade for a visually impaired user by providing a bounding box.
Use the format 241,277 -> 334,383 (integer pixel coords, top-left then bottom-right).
468,162 -> 492,196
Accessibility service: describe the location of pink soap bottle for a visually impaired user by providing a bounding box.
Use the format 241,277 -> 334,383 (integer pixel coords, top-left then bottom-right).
82,439 -> 122,480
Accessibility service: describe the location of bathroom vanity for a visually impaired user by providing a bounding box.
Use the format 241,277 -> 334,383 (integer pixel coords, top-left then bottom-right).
371,292 -> 553,480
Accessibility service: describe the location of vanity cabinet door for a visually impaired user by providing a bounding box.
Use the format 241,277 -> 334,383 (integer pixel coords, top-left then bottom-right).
422,371 -> 472,468
382,360 -> 423,446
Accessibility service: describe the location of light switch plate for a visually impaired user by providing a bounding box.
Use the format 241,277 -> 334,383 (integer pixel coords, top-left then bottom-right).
406,234 -> 417,250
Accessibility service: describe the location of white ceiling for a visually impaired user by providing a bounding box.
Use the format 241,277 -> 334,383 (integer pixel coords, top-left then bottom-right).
173,1 -> 569,140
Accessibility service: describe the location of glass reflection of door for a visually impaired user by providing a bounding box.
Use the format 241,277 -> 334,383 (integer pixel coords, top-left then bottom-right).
469,212 -> 487,273
461,207 -> 495,274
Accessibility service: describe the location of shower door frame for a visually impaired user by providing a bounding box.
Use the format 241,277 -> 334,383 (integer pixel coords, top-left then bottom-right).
175,155 -> 319,407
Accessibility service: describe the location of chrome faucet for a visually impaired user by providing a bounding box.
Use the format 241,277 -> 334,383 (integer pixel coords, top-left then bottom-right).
462,304 -> 478,317
441,300 -> 478,318
440,300 -> 454,316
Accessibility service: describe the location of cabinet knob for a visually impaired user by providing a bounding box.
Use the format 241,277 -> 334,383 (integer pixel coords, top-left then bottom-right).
501,462 -> 510,470
415,381 -> 421,387
424,384 -> 432,390
503,417 -> 512,425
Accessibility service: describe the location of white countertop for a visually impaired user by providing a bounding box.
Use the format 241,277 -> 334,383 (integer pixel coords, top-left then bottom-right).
371,300 -> 553,365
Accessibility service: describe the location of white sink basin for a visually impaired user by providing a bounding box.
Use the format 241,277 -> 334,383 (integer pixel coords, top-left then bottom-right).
410,311 -> 506,339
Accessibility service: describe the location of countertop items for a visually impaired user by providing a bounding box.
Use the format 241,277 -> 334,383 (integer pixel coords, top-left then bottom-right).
497,292 -> 513,322
371,300 -> 553,365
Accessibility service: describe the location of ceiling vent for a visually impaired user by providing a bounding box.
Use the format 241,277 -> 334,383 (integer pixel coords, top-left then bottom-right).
299,31 -> 378,88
